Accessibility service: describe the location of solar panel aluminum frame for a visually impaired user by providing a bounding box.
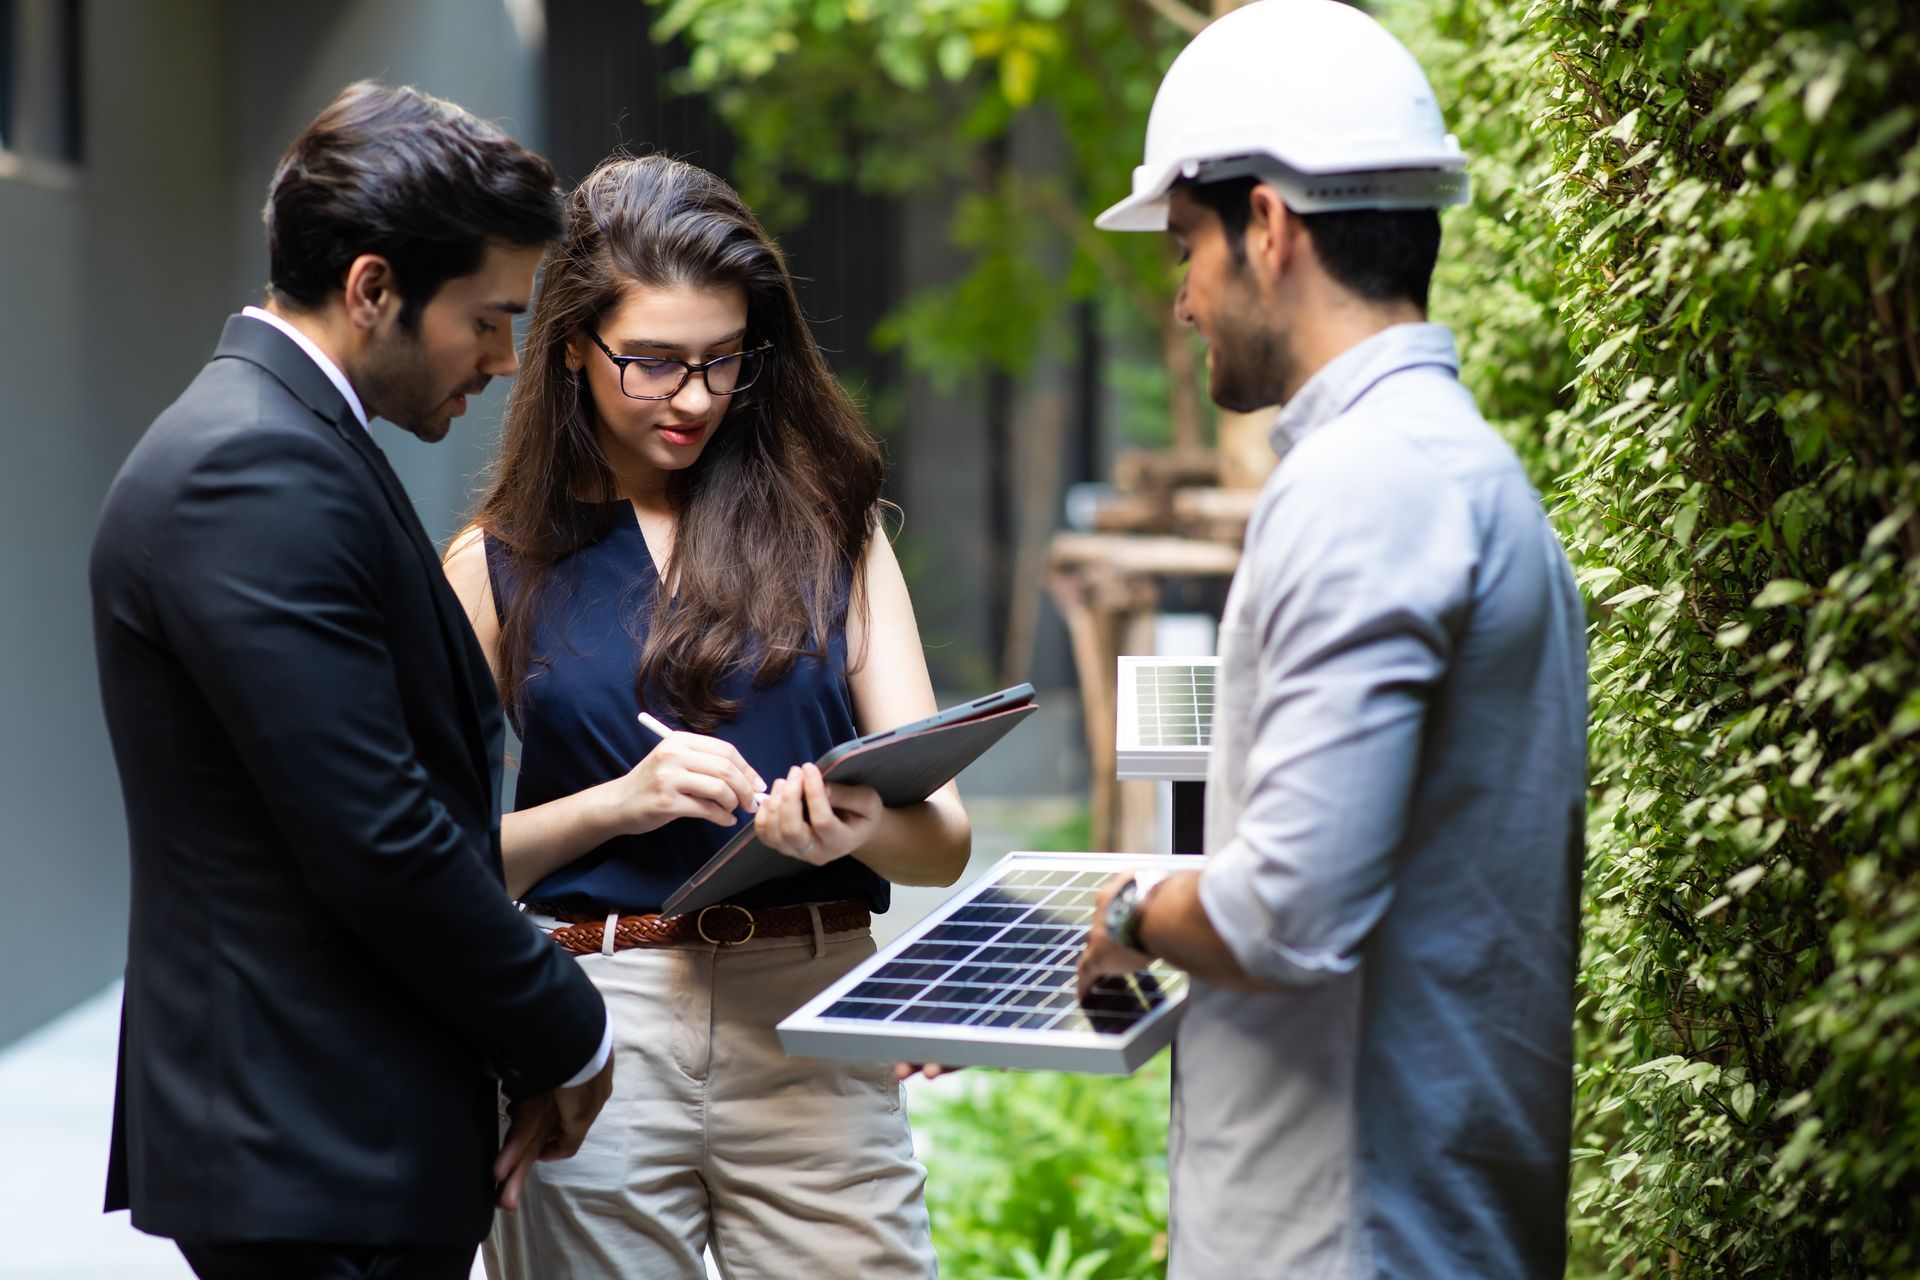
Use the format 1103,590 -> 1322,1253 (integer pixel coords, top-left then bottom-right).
777,852 -> 1196,1076
1115,656 -> 1219,782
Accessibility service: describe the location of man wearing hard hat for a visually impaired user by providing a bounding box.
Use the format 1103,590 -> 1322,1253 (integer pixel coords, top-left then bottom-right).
1076,2 -> 1588,1276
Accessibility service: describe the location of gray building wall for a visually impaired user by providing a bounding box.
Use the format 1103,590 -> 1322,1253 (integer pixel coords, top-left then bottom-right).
227,0 -> 542,541
0,0 -> 235,1049
0,0 -> 545,1049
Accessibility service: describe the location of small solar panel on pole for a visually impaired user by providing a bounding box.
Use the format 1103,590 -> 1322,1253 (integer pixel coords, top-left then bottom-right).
1115,656 -> 1219,853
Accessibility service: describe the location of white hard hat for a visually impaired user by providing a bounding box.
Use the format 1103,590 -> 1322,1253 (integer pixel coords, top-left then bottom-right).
1096,0 -> 1469,232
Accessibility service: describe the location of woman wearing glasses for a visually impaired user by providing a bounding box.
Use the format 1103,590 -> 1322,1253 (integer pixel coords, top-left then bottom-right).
443,154 -> 966,1279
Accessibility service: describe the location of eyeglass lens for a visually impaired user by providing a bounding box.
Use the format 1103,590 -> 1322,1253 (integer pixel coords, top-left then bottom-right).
622,350 -> 762,400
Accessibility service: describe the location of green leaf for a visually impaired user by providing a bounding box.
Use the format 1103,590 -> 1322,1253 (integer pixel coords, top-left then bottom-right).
876,40 -> 929,90
1672,496 -> 1701,546
1579,324 -> 1640,372
1890,692 -> 1920,740
999,45 -> 1039,107
937,32 -> 974,82
1865,506 -> 1911,549
1602,584 -> 1660,608
1752,579 -> 1810,608
1804,62 -> 1845,124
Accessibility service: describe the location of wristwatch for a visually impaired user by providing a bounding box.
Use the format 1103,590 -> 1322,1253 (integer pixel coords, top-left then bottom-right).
1105,871 -> 1168,957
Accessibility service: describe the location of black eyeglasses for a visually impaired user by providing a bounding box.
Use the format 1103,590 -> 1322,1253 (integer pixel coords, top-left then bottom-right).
588,333 -> 772,401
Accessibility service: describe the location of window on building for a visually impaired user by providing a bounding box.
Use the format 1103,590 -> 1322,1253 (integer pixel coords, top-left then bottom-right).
0,0 -> 84,177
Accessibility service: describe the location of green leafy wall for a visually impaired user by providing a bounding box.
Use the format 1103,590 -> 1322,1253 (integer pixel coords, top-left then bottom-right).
1393,0 -> 1920,1272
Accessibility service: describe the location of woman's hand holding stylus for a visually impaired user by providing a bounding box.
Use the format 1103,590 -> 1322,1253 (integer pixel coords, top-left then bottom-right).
617,714 -> 766,833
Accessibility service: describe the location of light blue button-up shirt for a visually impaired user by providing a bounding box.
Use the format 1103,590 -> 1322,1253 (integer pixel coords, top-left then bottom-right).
1174,323 -> 1587,1279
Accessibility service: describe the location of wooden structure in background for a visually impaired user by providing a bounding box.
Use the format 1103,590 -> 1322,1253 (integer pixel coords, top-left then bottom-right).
1048,405 -> 1275,851
1047,533 -> 1240,851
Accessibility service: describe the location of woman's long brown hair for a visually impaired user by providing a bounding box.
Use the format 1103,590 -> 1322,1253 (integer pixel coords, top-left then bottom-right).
473,155 -> 884,730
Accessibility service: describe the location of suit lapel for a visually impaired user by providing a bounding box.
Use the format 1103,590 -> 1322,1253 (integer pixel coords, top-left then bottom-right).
213,314 -> 504,813
330,416 -> 504,813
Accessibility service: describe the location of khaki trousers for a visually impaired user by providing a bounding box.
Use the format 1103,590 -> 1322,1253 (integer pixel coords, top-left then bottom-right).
485,925 -> 936,1280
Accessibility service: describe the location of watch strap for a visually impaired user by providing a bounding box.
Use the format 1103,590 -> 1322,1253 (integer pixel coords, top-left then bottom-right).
1116,870 -> 1168,955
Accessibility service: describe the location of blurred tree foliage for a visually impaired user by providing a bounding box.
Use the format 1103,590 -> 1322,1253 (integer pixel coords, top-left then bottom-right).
643,0 -> 1214,444
1392,0 -> 1920,1272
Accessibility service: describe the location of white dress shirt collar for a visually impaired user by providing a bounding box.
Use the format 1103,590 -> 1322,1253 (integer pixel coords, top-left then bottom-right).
241,305 -> 370,431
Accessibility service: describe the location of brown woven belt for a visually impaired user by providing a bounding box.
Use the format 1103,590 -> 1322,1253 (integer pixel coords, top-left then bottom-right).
531,899 -> 871,955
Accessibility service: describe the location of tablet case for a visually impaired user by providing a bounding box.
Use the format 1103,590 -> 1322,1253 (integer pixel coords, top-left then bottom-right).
661,685 -> 1038,915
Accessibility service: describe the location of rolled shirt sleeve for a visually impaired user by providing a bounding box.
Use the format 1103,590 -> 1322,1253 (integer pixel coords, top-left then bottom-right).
1199,426 -> 1480,985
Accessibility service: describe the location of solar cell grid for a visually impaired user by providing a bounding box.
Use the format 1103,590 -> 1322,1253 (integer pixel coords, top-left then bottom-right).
1115,658 -> 1219,782
782,853 -> 1193,1073
801,864 -> 1185,1041
1135,662 -> 1215,749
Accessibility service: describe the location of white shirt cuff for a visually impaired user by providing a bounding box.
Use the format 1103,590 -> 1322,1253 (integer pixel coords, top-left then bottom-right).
559,1017 -> 613,1088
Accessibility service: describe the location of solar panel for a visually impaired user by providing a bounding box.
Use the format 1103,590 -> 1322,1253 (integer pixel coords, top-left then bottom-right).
778,852 -> 1192,1075
1115,656 -> 1218,782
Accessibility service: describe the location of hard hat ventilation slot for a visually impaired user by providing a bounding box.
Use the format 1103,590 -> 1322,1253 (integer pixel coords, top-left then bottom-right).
1190,155 -> 1470,213
1295,170 -> 1469,211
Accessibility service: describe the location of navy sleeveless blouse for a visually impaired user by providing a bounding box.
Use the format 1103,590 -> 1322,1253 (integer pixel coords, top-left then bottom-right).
484,503 -> 888,914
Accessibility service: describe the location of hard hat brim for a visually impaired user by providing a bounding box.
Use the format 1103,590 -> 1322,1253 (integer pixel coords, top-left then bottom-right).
1096,154 -> 1186,231
1094,190 -> 1169,232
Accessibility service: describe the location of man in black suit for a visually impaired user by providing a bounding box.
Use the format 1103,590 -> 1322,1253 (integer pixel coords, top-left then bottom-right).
90,82 -> 613,1280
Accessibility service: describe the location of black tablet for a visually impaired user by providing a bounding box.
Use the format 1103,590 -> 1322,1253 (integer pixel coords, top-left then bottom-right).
661,684 -> 1037,915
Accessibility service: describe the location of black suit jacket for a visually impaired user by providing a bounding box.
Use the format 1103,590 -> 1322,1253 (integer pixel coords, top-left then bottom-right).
90,315 -> 607,1246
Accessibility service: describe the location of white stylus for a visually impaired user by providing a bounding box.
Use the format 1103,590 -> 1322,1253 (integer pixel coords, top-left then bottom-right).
635,711 -> 677,741
636,711 -> 769,809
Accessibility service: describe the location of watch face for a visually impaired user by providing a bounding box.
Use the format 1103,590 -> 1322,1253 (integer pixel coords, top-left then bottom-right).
1106,878 -> 1138,939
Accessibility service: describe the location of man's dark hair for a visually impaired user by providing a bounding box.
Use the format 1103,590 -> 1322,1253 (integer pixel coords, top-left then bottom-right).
1181,175 -> 1441,312
264,81 -> 562,326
